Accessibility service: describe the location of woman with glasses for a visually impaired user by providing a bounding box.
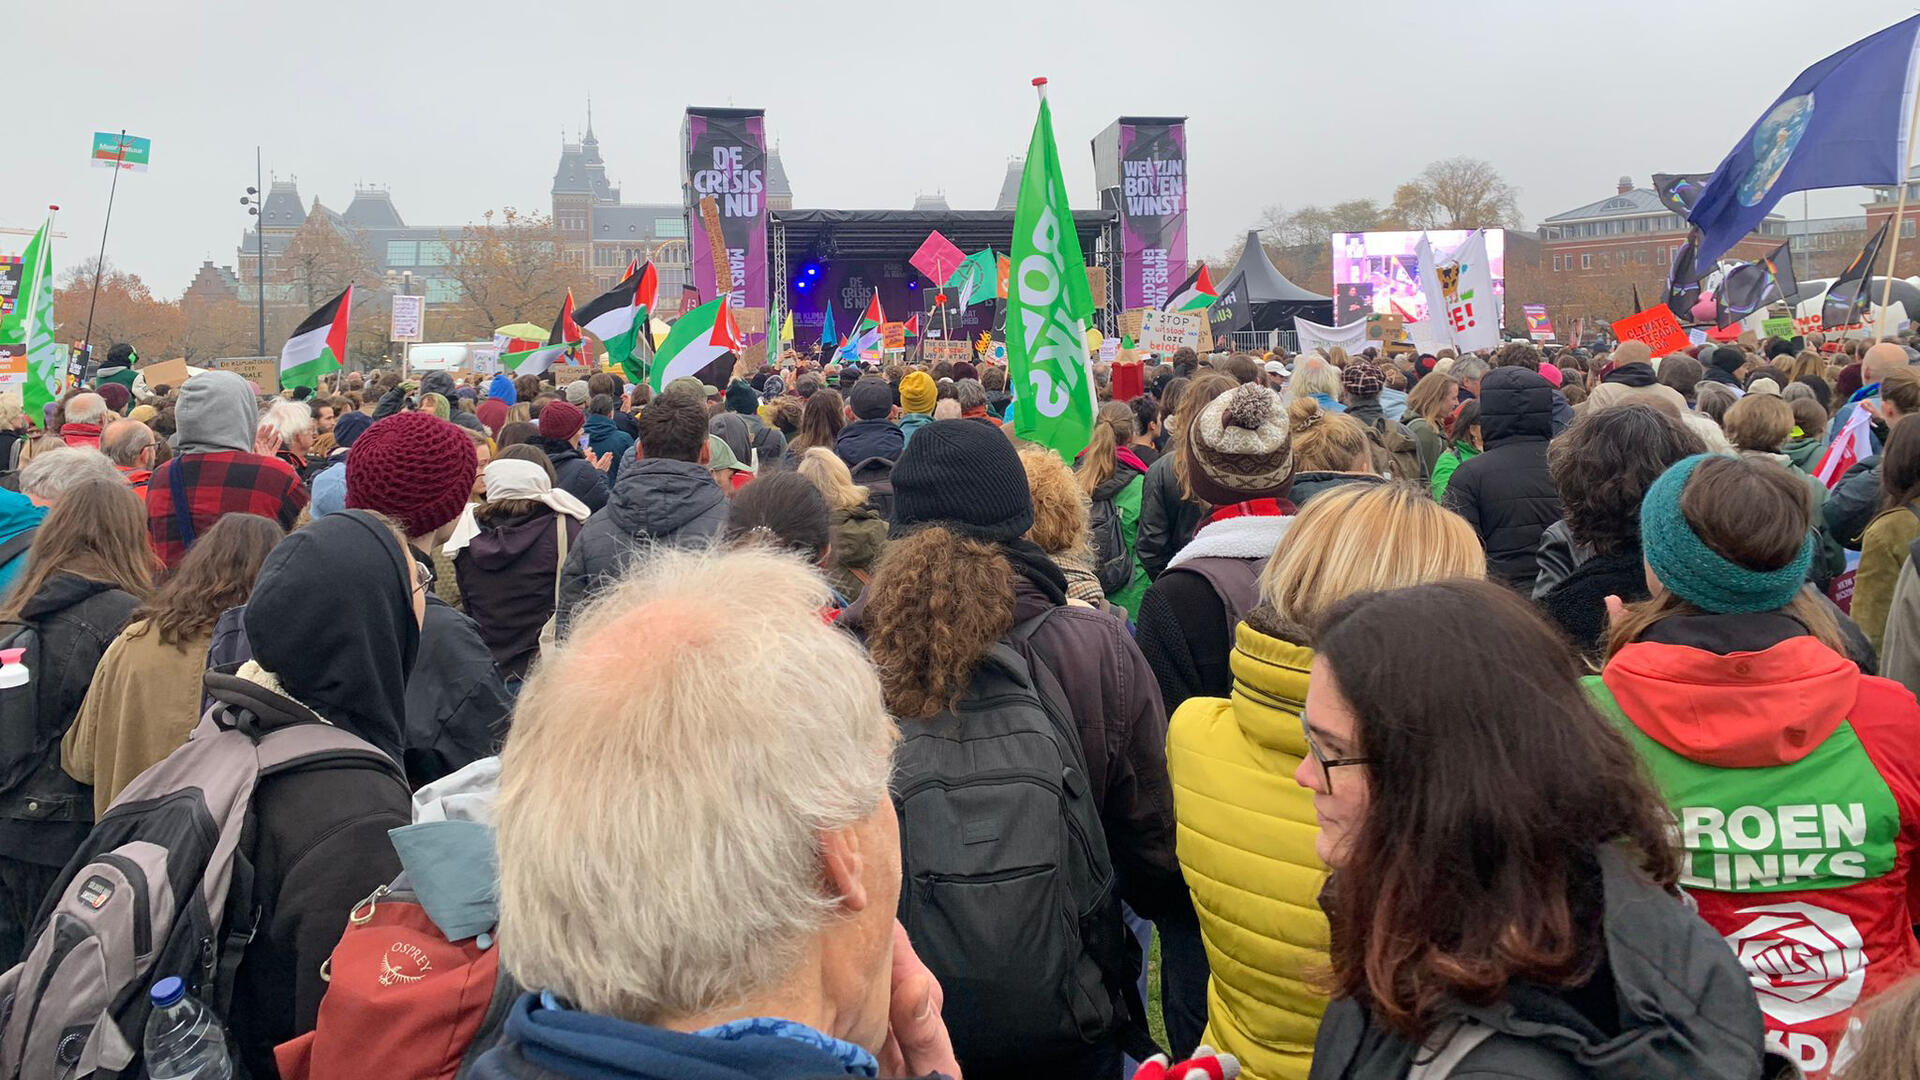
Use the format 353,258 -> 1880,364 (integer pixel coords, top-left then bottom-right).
1304,580 -> 1773,1080
1164,483 -> 1484,1080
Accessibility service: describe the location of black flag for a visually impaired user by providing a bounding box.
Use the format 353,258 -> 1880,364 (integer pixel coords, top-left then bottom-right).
1652,173 -> 1713,217
1632,283 -> 1644,314
1823,218 -> 1890,330
1665,230 -> 1705,322
1717,242 -> 1799,328
1207,269 -> 1254,339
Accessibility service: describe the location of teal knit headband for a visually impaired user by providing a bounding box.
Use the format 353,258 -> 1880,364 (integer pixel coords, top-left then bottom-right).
1639,454 -> 1816,615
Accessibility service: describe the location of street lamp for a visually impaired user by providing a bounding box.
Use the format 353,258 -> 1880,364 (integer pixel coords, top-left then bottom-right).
238,147 -> 265,356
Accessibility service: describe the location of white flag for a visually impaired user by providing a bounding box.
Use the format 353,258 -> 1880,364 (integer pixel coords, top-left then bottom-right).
1441,229 -> 1502,352
1293,316 -> 1370,355
1415,234 -> 1452,349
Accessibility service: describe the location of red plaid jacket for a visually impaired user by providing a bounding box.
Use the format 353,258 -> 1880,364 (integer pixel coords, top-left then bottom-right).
147,451 -> 308,568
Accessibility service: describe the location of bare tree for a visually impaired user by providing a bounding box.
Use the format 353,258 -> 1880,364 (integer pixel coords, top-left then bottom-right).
443,208 -> 577,341
277,207 -> 374,310
1388,158 -> 1523,231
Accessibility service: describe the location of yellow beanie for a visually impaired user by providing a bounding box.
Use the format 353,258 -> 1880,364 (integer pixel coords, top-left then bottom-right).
900,370 -> 938,415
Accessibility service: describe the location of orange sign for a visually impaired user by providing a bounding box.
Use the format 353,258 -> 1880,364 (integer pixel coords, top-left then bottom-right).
1610,305 -> 1691,356
882,322 -> 907,350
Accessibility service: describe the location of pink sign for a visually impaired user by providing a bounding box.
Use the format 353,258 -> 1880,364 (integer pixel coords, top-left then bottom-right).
910,231 -> 967,286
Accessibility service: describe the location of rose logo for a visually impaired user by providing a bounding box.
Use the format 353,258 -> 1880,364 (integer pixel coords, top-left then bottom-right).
1727,902 -> 1867,1024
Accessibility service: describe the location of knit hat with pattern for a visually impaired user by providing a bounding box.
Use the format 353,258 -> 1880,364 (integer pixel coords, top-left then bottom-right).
1340,361 -> 1385,398
346,412 -> 479,538
890,418 -> 1033,541
1183,384 -> 1294,506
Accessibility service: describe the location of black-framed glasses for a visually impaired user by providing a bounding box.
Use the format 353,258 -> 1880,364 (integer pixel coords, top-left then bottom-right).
1301,717 -> 1375,794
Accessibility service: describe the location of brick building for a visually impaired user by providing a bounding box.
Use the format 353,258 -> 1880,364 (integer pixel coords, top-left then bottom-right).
1539,176 -> 1789,277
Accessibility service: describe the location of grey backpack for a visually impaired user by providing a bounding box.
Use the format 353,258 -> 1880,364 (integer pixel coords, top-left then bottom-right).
892,611 -> 1149,1073
1086,495 -> 1133,594
0,686 -> 399,1080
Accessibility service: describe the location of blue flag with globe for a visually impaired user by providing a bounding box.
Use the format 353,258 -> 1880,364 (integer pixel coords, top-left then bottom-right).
1688,14 -> 1920,268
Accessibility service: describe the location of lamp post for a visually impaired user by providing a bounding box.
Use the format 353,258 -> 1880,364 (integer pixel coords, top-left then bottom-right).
239,147 -> 266,356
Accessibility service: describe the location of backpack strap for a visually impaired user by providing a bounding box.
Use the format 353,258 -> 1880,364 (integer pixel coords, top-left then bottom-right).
168,458 -> 198,550
1408,1018 -> 1496,1080
0,527 -> 36,570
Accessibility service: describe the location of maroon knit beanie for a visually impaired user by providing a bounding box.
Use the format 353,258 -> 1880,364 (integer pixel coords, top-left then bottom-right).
346,412 -> 478,538
539,400 -> 585,442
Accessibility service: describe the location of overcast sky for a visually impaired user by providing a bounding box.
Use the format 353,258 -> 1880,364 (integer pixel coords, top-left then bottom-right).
8,0 -> 1915,297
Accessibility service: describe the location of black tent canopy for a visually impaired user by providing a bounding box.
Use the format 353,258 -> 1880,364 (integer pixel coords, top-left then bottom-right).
1220,230 -> 1333,331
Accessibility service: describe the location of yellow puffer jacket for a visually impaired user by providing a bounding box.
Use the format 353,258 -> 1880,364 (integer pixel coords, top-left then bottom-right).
1166,621 -> 1327,1080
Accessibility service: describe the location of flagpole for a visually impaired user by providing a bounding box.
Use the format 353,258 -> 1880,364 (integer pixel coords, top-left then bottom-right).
81,129 -> 129,367
1880,83 -> 1920,339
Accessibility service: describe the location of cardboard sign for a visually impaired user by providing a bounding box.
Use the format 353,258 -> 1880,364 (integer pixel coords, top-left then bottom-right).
1085,266 -> 1109,305
554,366 -> 593,385
922,339 -> 972,365
1365,312 -> 1404,341
882,322 -> 907,350
1139,309 -> 1203,353
139,356 -> 193,391
1610,306 -> 1691,356
209,355 -> 279,394
1762,316 -> 1797,339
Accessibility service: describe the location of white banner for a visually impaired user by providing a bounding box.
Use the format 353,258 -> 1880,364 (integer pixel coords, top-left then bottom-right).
1293,315 -> 1371,356
1421,230 -> 1501,353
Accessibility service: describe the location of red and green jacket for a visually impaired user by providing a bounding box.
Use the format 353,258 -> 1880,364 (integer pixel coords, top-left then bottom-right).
1592,618 -> 1920,1079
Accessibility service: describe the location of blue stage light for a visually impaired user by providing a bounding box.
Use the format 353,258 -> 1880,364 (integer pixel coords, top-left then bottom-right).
907,281 -> 918,290
805,265 -> 818,277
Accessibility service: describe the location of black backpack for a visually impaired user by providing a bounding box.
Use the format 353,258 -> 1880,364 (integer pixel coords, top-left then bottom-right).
849,457 -> 896,523
1086,494 -> 1133,594
892,611 -> 1150,1073
0,612 -> 45,800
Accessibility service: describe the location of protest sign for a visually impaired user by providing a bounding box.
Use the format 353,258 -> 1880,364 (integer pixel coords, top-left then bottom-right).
91,132 -> 152,171
0,256 -> 20,319
390,295 -> 425,343
1139,308 -> 1203,353
1523,304 -> 1555,342
1763,316 -> 1797,338
208,355 -> 278,394
0,344 -> 26,388
882,322 -> 907,350
1611,305 -> 1691,356
140,356 -> 193,391
1365,312 -> 1404,343
554,365 -> 593,385
922,339 -> 971,365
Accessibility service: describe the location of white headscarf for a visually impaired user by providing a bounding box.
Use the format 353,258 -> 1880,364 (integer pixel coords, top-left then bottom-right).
443,457 -> 592,556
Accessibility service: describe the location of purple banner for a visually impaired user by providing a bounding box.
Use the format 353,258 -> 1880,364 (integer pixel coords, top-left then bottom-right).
682,108 -> 769,345
1095,118 -> 1188,310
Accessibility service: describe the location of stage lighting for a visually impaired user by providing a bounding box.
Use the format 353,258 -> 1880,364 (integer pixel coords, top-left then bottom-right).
805,265 -> 819,277
907,281 -> 918,290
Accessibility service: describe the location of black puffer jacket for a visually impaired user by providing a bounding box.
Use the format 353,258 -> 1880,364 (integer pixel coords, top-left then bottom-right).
1136,453 -> 1204,579
1444,367 -> 1562,589
0,574 -> 138,866
556,457 -> 728,631
536,437 -> 610,513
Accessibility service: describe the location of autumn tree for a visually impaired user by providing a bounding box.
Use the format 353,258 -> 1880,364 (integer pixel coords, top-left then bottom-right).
442,208 -> 576,340
53,259 -> 185,359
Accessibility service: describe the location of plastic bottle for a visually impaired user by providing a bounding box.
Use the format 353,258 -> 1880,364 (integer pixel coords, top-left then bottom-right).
142,977 -> 233,1080
0,648 -> 26,691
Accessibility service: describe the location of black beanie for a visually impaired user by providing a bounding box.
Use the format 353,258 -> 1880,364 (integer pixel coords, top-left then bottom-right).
890,419 -> 1034,542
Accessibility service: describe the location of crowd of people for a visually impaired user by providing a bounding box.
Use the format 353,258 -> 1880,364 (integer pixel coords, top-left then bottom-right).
0,330 -> 1919,1080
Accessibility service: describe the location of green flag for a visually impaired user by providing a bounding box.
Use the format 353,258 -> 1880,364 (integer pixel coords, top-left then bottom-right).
0,219 -> 62,422
1007,83 -> 1096,459
945,249 -> 999,307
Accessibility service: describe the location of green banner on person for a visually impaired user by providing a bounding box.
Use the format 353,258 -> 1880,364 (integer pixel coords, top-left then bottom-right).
1007,81 -> 1096,460
0,218 -> 62,419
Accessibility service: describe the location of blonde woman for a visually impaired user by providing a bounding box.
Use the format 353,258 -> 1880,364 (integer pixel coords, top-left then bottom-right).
1285,397 -> 1382,505
1164,483 -> 1485,1080
1018,445 -> 1106,606
795,447 -> 886,599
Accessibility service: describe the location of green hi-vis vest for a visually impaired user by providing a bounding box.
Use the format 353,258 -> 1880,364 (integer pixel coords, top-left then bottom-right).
1584,676 -> 1899,893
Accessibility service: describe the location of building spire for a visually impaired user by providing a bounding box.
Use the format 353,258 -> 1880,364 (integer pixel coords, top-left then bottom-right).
584,97 -> 596,142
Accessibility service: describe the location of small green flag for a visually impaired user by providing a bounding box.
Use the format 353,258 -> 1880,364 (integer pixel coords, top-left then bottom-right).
1007,83 -> 1096,460
0,219 -> 62,420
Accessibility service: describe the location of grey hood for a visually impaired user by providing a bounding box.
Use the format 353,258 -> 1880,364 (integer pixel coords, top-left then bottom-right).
174,369 -> 258,454
603,457 -> 728,539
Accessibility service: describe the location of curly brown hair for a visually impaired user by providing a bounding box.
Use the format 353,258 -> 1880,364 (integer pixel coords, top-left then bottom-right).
863,527 -> 1014,718
1019,447 -> 1092,562
1547,405 -> 1704,556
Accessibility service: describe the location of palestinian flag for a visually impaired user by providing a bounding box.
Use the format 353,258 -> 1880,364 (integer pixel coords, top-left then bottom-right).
621,258 -> 639,283
548,290 -> 581,348
501,342 -> 570,376
851,293 -> 885,359
1165,265 -> 1217,311
650,298 -> 743,394
903,313 -> 920,338
279,286 -> 352,389
578,264 -> 659,383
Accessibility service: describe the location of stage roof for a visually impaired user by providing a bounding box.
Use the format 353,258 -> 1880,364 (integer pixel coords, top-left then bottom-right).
772,208 -> 1114,260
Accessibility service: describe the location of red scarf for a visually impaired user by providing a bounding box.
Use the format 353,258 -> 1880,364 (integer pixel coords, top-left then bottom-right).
1203,498 -> 1295,526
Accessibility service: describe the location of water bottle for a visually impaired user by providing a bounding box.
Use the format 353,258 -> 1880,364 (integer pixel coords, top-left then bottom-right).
142,977 -> 232,1080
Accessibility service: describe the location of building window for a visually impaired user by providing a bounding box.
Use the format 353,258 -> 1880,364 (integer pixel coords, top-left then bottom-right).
655,219 -> 687,239
1905,219 -> 1917,239
386,240 -> 417,266
424,278 -> 461,304
1635,249 -> 1647,264
1552,255 -> 1562,271
416,241 -> 449,266
1580,253 -> 1592,270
